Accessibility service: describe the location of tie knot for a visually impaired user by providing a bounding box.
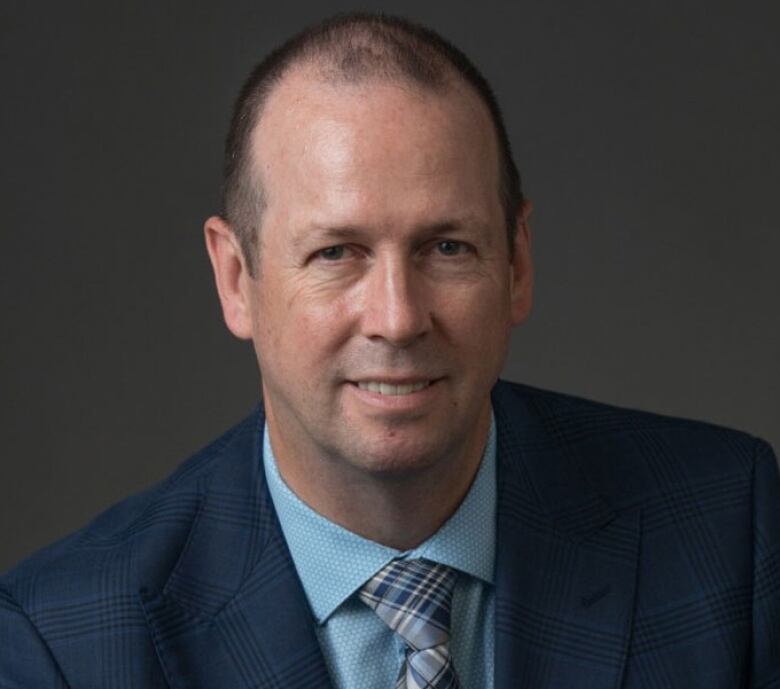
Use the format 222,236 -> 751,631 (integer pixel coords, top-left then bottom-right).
359,558 -> 457,651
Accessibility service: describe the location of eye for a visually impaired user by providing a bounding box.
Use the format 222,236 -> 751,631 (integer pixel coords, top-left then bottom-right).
317,245 -> 349,261
435,240 -> 468,256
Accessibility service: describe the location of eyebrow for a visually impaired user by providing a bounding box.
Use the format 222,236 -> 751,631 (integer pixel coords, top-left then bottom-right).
294,217 -> 492,247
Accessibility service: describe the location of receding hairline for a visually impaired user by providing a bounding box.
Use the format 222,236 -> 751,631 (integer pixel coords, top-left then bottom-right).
260,54 -> 461,117
245,62 -> 498,220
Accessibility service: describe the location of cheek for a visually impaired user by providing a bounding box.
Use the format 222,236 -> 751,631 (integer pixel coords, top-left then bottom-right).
439,280 -> 512,339
259,285 -> 354,364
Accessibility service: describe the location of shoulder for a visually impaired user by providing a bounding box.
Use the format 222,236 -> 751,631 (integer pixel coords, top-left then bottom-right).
493,377 -> 769,461
0,409 -> 261,608
491,379 -> 775,510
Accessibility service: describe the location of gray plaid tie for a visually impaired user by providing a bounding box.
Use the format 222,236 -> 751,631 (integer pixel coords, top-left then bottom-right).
359,558 -> 462,689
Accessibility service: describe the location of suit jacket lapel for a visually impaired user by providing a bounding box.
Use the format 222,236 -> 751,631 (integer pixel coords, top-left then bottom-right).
492,383 -> 641,689
140,409 -> 333,689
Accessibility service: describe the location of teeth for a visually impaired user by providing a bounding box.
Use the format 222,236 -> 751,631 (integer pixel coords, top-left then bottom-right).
357,381 -> 431,395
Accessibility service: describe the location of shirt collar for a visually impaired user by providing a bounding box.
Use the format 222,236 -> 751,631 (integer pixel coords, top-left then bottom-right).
263,414 -> 497,624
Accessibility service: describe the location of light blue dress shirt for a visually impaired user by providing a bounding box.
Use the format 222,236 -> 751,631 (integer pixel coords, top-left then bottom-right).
263,415 -> 496,689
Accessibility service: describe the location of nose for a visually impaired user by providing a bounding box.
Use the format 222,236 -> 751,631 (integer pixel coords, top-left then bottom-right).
359,254 -> 432,347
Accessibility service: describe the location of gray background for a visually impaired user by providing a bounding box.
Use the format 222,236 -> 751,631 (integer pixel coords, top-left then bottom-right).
1,0 -> 778,572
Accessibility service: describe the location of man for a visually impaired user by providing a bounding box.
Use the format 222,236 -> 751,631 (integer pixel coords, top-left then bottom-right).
1,13 -> 778,689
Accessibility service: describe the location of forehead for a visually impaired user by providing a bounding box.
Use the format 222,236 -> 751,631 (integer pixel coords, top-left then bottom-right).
250,67 -> 502,234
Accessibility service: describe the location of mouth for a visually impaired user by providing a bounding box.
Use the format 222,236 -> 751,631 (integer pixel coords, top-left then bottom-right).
355,380 -> 433,396
346,378 -> 442,412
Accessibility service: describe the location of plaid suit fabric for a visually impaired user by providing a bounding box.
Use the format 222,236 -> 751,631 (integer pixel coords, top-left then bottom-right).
1,380 -> 778,688
360,558 -> 462,688
491,384 -> 780,689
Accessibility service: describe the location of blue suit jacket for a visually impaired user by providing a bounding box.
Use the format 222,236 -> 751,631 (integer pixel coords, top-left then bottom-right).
2,381 -> 779,688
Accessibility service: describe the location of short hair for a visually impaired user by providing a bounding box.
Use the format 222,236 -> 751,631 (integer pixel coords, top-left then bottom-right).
221,12 -> 524,275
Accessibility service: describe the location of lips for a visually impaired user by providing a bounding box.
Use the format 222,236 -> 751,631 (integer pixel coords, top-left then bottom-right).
356,381 -> 432,396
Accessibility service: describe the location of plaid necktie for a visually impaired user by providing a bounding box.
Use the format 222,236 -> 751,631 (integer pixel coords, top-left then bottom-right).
359,558 -> 462,689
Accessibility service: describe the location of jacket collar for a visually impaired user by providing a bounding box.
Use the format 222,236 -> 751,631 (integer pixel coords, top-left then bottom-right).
140,408 -> 333,689
491,381 -> 640,689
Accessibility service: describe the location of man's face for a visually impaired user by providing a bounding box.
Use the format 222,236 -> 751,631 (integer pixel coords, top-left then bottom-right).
228,71 -> 531,481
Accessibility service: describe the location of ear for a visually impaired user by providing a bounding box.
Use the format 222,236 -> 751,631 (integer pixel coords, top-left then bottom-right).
509,200 -> 534,325
204,215 -> 254,340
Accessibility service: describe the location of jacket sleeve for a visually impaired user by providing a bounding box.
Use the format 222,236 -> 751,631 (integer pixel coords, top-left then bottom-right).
750,439 -> 780,688
0,587 -> 70,689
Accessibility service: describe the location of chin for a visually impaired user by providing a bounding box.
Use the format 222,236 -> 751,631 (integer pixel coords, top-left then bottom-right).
341,432 -> 451,479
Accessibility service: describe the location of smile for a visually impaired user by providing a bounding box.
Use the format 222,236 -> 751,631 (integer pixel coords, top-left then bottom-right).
356,381 -> 432,396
